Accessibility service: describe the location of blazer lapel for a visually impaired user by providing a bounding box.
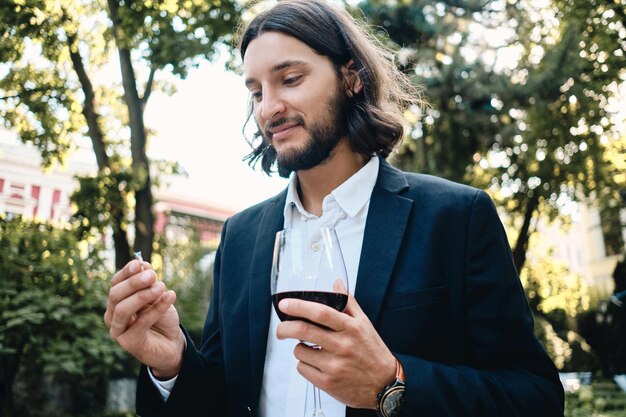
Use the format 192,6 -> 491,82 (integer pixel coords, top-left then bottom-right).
354,158 -> 413,325
248,190 -> 287,410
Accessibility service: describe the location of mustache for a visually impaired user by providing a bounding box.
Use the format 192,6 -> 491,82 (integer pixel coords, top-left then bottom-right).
264,116 -> 305,137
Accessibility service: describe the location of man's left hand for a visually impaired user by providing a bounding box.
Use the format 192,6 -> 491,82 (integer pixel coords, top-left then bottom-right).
276,294 -> 397,409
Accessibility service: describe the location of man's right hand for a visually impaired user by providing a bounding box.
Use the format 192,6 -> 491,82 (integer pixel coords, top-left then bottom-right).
104,259 -> 185,379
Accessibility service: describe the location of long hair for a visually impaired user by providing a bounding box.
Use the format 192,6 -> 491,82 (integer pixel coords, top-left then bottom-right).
238,0 -> 421,175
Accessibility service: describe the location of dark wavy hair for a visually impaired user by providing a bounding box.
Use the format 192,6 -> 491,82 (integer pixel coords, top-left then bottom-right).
237,0 -> 421,175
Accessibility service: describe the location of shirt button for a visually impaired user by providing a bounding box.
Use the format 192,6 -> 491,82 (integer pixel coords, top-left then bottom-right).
311,242 -> 321,252
339,211 -> 346,219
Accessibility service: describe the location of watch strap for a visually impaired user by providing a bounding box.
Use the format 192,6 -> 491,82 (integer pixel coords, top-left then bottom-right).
394,356 -> 405,382
376,357 -> 406,417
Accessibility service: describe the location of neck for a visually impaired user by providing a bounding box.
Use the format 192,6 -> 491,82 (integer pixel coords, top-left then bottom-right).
296,141 -> 368,217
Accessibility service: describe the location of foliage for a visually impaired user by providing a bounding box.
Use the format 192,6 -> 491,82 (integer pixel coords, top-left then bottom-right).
609,258 -> 626,374
564,380 -> 626,417
355,0 -> 513,183
521,235 -> 590,318
469,0 -> 626,270
523,244 -> 600,372
578,257 -> 626,377
153,216 -> 217,343
0,0 -> 241,268
356,0 -> 626,273
535,316 -> 600,372
0,215 -> 126,417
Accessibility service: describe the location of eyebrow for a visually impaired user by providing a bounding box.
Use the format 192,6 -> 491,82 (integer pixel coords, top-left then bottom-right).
244,59 -> 309,87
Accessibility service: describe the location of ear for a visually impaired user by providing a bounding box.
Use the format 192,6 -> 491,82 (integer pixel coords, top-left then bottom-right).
341,60 -> 363,97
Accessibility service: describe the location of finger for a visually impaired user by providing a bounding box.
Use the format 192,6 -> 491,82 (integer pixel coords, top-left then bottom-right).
128,290 -> 177,334
109,281 -> 166,339
278,298 -> 349,331
276,319 -> 331,347
105,269 -> 158,326
109,269 -> 158,305
111,260 -> 153,286
293,342 -> 333,370
296,359 -> 326,389
105,266 -> 157,329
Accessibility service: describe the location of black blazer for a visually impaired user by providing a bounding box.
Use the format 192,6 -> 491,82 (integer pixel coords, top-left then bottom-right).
137,158 -> 564,417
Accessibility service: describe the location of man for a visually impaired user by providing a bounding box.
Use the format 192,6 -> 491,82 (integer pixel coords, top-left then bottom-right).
104,1 -> 565,416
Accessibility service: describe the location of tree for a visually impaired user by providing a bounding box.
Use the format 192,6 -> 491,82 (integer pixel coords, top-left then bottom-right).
153,215 -> 218,343
355,0 -> 516,183
470,0 -> 626,271
355,0 -> 626,272
0,0 -> 240,269
0,215 -> 125,417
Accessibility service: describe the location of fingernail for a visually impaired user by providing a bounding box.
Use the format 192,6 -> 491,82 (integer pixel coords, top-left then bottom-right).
129,261 -> 139,274
164,290 -> 175,302
140,271 -> 152,283
151,282 -> 165,293
279,299 -> 289,311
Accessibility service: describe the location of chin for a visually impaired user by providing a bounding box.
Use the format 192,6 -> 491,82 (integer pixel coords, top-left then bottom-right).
274,142 -> 305,159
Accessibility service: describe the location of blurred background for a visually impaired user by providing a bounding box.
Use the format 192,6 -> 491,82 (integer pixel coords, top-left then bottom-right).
1,0 -> 625,416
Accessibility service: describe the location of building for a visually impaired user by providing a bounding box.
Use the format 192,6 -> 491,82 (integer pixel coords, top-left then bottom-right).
0,137 -> 78,222
546,202 -> 625,300
0,132 -> 235,248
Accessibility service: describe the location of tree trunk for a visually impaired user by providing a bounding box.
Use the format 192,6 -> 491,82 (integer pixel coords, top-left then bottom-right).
68,34 -> 132,270
0,351 -> 22,417
512,193 -> 539,273
108,0 -> 154,262
420,131 -> 430,174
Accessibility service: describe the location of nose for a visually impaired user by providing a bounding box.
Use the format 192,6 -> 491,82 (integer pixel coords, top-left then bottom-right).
260,89 -> 286,121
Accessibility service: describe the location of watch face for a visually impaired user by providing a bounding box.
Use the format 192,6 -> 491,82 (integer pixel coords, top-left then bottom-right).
381,386 -> 405,417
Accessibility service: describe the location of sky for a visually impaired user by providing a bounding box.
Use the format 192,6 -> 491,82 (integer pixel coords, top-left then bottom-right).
0,37 -> 289,214
143,60 -> 289,212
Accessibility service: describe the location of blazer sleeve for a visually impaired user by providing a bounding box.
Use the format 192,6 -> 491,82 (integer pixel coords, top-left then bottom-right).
135,223 -> 229,417
397,190 -> 564,416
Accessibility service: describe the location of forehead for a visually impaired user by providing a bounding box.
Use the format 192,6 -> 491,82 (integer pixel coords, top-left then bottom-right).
243,31 -> 330,78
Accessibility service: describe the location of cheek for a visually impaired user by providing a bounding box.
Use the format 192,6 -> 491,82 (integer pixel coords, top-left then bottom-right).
253,104 -> 263,125
297,88 -> 339,117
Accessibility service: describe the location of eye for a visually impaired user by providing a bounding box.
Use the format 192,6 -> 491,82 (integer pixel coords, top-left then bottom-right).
251,91 -> 262,102
284,75 -> 303,85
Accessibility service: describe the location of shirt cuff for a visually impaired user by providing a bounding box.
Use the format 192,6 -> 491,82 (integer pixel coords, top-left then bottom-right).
147,367 -> 178,401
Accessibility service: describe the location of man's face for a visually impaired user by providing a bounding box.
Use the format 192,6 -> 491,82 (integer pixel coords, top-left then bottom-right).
243,31 -> 347,177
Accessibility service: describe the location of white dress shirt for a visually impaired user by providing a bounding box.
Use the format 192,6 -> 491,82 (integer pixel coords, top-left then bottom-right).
151,156 -> 379,417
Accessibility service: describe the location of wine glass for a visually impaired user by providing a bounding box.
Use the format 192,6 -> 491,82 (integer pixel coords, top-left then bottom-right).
271,227 -> 349,417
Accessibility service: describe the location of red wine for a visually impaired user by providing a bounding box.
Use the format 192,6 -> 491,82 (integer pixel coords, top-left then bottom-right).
272,291 -> 348,322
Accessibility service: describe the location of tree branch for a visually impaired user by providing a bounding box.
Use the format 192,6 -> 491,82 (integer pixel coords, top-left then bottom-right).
140,66 -> 156,113
512,193 -> 539,273
107,0 -> 146,161
67,34 -> 110,171
0,87 -> 53,101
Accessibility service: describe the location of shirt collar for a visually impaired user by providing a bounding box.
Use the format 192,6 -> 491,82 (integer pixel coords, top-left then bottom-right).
284,175 -> 311,223
283,156 -> 379,221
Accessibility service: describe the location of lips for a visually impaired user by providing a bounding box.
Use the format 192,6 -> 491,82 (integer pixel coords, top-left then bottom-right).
266,121 -> 302,141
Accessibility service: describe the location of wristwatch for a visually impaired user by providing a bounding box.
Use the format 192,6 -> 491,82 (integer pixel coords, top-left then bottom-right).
376,356 -> 406,417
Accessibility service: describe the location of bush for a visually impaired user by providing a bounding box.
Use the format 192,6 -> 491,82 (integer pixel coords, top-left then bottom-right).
565,379 -> 626,416
535,316 -> 601,372
0,215 -> 126,417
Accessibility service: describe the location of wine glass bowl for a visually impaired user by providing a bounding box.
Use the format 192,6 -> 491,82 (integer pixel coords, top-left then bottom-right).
271,227 -> 349,321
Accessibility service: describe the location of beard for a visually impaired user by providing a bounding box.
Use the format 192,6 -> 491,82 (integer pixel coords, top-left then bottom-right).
261,89 -> 348,178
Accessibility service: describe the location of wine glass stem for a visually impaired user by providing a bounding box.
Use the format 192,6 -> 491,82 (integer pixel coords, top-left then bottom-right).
312,385 -> 325,417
